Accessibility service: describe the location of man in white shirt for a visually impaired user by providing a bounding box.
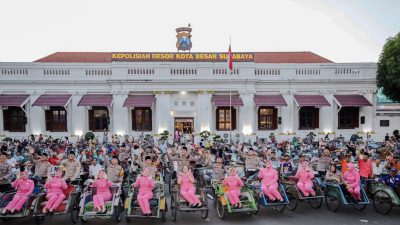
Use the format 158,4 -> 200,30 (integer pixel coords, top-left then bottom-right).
6,152 -> 16,169
372,159 -> 385,178
89,158 -> 103,178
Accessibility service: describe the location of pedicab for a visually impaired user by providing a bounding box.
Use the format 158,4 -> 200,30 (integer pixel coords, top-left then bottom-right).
369,179 -> 400,215
246,173 -> 290,213
282,176 -> 324,211
324,182 -> 370,212
78,180 -> 124,223
31,180 -> 82,224
0,183 -> 42,222
214,165 -> 258,219
124,180 -> 167,222
169,167 -> 209,222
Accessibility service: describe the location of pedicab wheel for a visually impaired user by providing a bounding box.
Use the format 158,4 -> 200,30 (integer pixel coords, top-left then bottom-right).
170,196 -> 177,222
114,205 -> 121,222
35,216 -> 45,225
373,190 -> 392,215
216,199 -> 225,220
325,189 -> 341,212
286,193 -> 298,211
273,204 -> 285,213
70,196 -> 80,224
308,197 -> 323,209
253,194 -> 260,215
200,190 -> 209,219
80,217 -> 87,224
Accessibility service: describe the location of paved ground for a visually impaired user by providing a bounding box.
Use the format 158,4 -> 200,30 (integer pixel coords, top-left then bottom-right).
6,199 -> 400,225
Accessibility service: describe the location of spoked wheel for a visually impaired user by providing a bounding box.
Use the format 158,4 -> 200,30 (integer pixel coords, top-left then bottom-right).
373,190 -> 392,215
308,197 -> 323,209
200,191 -> 209,219
216,198 -> 225,220
325,189 -> 341,212
35,216 -> 45,225
170,196 -> 177,222
353,202 -> 367,211
70,196 -> 80,224
114,200 -> 122,222
273,204 -> 286,213
253,194 -> 261,215
80,217 -> 87,224
286,192 -> 298,211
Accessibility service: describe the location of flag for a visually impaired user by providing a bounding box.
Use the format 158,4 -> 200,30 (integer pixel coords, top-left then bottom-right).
228,44 -> 233,73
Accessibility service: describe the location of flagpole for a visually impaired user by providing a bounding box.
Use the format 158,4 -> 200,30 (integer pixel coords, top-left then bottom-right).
229,36 -> 232,145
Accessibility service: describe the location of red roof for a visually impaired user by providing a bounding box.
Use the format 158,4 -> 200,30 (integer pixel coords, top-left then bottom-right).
294,95 -> 331,107
254,52 -> 332,63
35,52 -> 111,63
123,95 -> 155,107
334,95 -> 372,107
32,94 -> 72,107
254,95 -> 287,106
212,95 -> 244,107
34,51 -> 332,63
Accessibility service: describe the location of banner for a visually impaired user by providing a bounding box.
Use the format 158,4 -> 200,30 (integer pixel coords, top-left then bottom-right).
111,52 -> 254,62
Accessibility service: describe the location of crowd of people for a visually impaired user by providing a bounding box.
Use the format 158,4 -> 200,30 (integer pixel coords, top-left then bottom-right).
0,131 -> 399,216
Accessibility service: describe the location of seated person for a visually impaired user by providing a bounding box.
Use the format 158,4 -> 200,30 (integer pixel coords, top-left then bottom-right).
1,170 -> 34,215
258,160 -> 283,202
295,161 -> 316,197
133,168 -> 155,216
343,163 -> 361,201
42,168 -> 68,214
223,167 -> 244,208
178,165 -> 202,208
379,168 -> 400,197
92,170 -> 113,214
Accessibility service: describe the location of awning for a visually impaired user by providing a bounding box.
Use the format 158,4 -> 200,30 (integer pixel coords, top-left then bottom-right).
0,94 -> 30,107
123,95 -> 155,107
333,95 -> 372,107
78,94 -> 113,107
254,95 -> 287,106
32,94 -> 72,107
293,95 -> 331,107
212,95 -> 243,106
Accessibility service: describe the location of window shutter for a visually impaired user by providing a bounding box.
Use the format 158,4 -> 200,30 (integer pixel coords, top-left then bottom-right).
352,107 -> 359,128
273,108 -> 278,130
132,109 -> 137,131
232,107 -> 237,130
216,108 -> 220,131
148,108 -> 152,131
45,110 -> 52,131
3,109 -> 10,131
88,109 -> 94,131
312,108 -> 319,129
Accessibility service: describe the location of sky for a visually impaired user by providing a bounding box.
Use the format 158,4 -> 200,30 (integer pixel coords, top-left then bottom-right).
0,0 -> 399,63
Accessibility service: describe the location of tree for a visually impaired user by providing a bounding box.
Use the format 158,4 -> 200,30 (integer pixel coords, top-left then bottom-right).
377,32 -> 400,102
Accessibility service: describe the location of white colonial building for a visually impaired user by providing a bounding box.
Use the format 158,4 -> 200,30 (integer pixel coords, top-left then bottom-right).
0,51 -> 398,142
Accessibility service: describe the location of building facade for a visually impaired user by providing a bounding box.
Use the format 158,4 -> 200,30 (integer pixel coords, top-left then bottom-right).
0,51 -> 398,142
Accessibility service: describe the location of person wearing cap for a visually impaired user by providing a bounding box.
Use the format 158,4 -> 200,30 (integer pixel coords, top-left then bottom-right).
1,170 -> 34,215
317,148 -> 333,177
60,151 -> 80,182
133,167 -> 155,216
167,145 -> 191,180
211,157 -> 225,183
5,151 -> 16,169
379,168 -> 400,197
118,145 -> 130,162
281,154 -> 294,176
259,160 -> 283,202
29,147 -> 50,182
42,168 -> 68,214
92,170 -> 113,214
104,155 -> 123,183
136,147 -> 161,179
239,147 -> 261,177
178,165 -> 202,208
0,153 -> 13,192
89,158 -> 103,178
268,151 -> 280,170
223,167 -> 244,208
358,152 -> 373,184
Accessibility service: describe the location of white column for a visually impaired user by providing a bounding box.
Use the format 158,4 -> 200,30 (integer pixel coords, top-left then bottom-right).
112,93 -> 128,135
71,93 -> 86,135
239,93 -> 255,139
360,92 -> 374,133
29,94 -> 45,135
196,92 -> 212,133
321,94 -> 334,133
155,93 -> 171,134
0,108 -> 3,133
281,94 -> 295,133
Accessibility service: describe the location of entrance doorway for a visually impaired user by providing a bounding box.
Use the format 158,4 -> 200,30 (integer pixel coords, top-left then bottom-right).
174,117 -> 194,134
